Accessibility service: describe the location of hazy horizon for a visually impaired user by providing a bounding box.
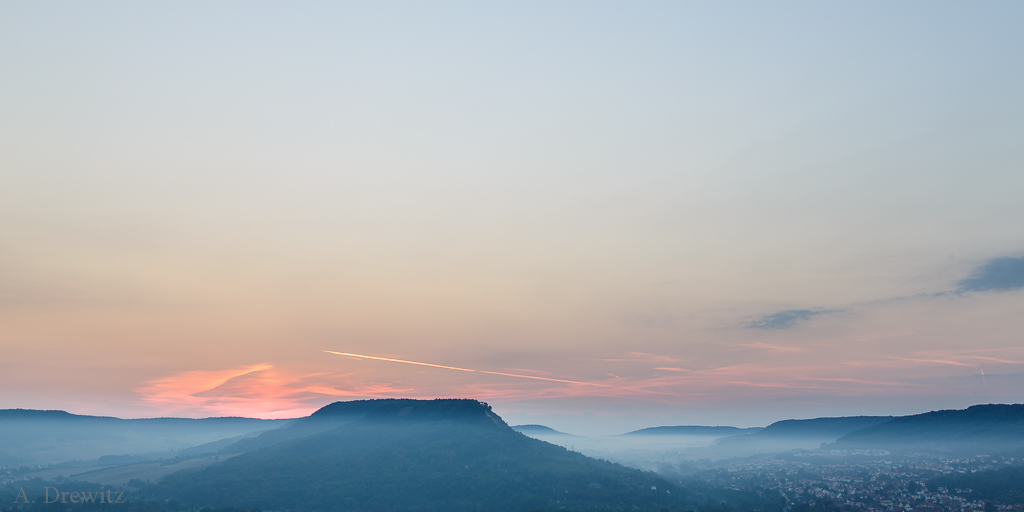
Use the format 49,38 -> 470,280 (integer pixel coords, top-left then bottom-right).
3,396 -> 1019,438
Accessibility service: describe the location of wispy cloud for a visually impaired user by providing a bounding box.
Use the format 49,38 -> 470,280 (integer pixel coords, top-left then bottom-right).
886,356 -> 976,367
135,353 -> 1023,415
957,256 -> 1024,292
746,309 -> 840,329
133,342 -> 1024,418
742,255 -> 1024,332
961,355 -> 1024,365
893,348 -> 1024,368
136,364 -> 410,418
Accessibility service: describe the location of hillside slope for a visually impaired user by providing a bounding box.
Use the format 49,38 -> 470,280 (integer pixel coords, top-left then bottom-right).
833,404 -> 1024,454
708,416 -> 893,456
0,410 -> 286,465
217,399 -> 389,454
622,426 -> 757,437
512,424 -> 574,436
152,399 -> 686,512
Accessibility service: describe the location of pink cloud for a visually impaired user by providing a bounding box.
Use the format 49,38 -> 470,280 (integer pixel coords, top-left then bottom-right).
135,364 -> 412,418
134,342 -> 1023,418
886,356 -> 976,367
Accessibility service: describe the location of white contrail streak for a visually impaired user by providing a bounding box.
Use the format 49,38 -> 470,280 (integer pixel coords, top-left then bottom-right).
323,350 -> 612,387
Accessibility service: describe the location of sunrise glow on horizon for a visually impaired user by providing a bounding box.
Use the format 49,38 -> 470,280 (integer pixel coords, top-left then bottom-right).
2,1 -> 1023,435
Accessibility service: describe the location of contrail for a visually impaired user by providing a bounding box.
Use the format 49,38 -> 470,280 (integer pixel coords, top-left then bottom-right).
323,350 -> 611,387
324,351 -> 477,372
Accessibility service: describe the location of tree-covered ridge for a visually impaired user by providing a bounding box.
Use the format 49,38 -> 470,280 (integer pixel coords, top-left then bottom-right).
621,426 -> 753,436
0,411 -> 281,466
216,398 -> 490,455
834,404 -> 1024,453
757,416 -> 892,438
150,400 -> 689,512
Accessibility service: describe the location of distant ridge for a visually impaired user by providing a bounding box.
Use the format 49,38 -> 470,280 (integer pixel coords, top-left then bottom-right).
833,403 -> 1024,453
707,415 -> 894,456
512,424 -> 573,436
0,409 -> 286,465
756,416 -> 892,438
0,408 -> 291,422
0,409 -> 84,419
622,425 -> 758,436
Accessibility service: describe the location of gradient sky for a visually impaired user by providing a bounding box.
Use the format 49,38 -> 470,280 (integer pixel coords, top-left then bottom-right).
2,1 -> 1023,435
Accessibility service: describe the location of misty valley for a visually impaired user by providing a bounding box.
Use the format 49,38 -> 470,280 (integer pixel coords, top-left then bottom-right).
2,400 -> 1023,512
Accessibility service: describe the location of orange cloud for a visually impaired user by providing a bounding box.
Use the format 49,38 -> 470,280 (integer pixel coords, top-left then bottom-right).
136,364 -> 412,418
135,343 -> 1019,418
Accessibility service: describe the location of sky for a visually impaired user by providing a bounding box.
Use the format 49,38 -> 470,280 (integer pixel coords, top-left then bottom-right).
2,1 -> 1023,435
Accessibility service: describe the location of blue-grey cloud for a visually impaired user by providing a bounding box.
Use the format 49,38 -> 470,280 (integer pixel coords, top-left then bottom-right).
746,309 -> 839,330
956,256 -> 1024,292
744,256 -> 1023,330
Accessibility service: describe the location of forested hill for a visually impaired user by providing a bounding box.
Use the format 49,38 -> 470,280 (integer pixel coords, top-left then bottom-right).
513,424 -> 574,436
756,416 -> 893,438
150,399 -> 690,512
0,409 -> 283,465
833,403 -> 1024,453
622,425 -> 755,436
218,398 -> 506,455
